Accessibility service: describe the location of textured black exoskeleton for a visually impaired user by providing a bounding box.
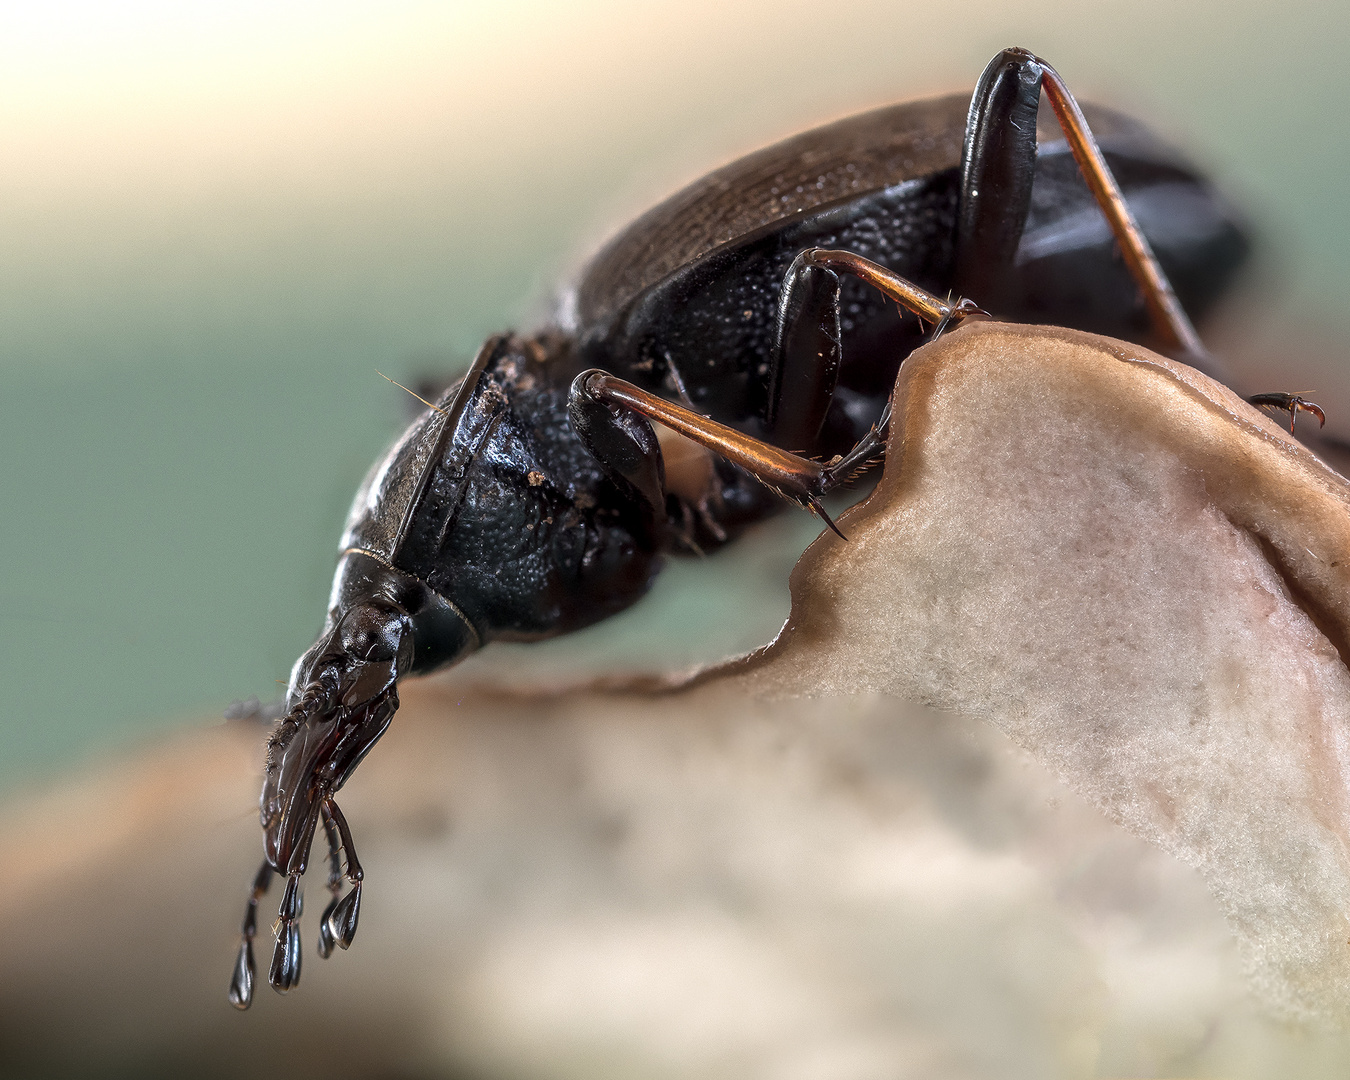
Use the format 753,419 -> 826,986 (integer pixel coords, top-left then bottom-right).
230,48 -> 1263,1007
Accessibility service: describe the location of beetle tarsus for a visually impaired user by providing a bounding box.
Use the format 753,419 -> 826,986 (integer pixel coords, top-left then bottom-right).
807,496 -> 847,541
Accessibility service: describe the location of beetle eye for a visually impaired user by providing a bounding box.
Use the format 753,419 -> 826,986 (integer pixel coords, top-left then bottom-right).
338,605 -> 403,663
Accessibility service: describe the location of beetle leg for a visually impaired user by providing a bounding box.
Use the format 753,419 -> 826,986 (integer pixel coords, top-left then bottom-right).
587,266 -> 989,537
769,248 -> 987,447
1035,53 -> 1206,360
576,368 -> 928,539
992,49 -> 1209,364
567,371 -> 667,515
955,48 -> 1044,311
962,57 -> 1329,437
767,249 -> 844,448
1248,392 -> 1326,436
779,249 -> 987,332
227,860 -> 274,1009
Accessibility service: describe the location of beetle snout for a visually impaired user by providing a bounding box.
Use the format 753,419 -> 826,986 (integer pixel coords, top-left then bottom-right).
260,601 -> 413,874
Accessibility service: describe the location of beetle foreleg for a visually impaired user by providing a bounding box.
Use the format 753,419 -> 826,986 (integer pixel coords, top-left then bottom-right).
567,372 -> 667,515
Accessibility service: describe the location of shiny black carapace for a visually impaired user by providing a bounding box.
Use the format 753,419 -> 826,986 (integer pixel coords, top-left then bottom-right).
229,48 -> 1289,1007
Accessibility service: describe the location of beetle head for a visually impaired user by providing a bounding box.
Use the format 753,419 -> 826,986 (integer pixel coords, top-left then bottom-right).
233,553 -> 479,1005
259,548 -> 480,878
260,598 -> 412,875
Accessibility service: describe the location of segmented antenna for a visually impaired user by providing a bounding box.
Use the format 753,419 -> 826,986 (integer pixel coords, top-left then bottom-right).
264,667 -> 341,768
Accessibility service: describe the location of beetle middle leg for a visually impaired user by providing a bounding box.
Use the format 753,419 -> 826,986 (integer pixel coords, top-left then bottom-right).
570,269 -> 984,537
769,247 -> 987,449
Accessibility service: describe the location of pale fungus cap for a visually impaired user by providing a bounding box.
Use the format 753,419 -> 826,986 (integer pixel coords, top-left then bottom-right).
6,322 -> 1350,1075
730,319 -> 1350,1023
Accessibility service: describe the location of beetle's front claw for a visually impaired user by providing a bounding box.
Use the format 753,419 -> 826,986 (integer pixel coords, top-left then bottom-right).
1249,392 -> 1326,435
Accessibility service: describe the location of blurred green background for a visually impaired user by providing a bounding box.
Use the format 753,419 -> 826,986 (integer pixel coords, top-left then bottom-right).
3,0 -> 1349,791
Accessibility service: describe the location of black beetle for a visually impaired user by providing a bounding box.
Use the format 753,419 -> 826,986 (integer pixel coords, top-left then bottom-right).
229,47 -> 1314,1007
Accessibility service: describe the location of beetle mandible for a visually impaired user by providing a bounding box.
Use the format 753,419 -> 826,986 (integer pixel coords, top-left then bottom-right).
229,47 -> 1318,1007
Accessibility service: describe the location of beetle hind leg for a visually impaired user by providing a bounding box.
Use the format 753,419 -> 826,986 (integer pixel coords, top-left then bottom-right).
954,47 -> 1044,313
959,47 -> 1214,369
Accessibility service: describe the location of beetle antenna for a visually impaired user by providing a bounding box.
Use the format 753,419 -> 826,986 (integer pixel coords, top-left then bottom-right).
265,668 -> 341,768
